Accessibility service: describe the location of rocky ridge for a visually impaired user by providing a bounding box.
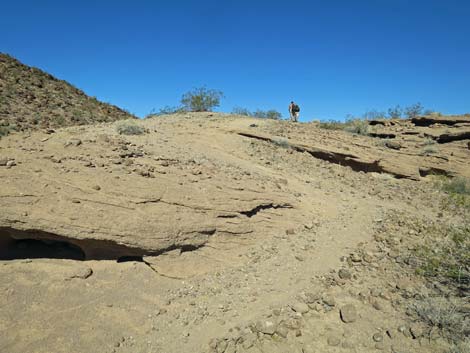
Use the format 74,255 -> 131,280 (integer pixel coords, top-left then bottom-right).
0,53 -> 135,135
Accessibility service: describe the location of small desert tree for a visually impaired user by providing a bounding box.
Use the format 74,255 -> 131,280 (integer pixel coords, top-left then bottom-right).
388,105 -> 403,119
405,102 -> 424,119
181,87 -> 224,112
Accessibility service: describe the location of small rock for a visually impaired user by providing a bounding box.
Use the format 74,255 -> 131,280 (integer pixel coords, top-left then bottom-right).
375,341 -> 386,350
338,268 -> 352,280
92,185 -> 101,191
71,199 -> 81,204
305,291 -> 321,304
373,333 -> 383,342
66,267 -> 93,280
372,300 -> 384,311
292,302 -> 309,314
327,335 -> 341,347
241,333 -> 257,349
286,228 -> 295,235
385,140 -> 401,150
340,304 -> 357,323
276,325 -> 289,338
304,223 -> 314,229
65,138 -> 82,147
323,295 -> 336,307
410,324 -> 424,339
350,253 -> 362,262
255,320 -> 277,335
6,160 -> 16,168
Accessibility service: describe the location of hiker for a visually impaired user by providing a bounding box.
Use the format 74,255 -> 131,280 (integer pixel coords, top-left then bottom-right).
289,101 -> 300,122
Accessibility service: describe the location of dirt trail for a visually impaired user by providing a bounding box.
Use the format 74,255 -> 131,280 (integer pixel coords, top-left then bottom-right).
1,113 -> 468,353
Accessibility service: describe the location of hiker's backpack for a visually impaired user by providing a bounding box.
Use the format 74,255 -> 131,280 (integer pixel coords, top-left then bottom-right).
293,104 -> 300,112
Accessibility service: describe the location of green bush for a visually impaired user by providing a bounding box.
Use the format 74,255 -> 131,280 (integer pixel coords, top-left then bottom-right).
116,121 -> 145,135
181,87 -> 224,112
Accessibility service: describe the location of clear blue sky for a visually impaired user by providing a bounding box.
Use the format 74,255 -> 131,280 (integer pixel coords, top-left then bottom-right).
2,0 -> 469,121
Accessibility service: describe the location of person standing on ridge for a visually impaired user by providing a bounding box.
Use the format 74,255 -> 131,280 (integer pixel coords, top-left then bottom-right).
289,101 -> 300,122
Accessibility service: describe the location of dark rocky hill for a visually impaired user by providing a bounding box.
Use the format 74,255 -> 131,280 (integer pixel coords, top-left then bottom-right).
0,53 -> 135,136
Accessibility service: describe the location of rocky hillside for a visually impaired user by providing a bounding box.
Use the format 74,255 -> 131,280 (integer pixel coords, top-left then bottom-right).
0,113 -> 468,353
0,53 -> 135,135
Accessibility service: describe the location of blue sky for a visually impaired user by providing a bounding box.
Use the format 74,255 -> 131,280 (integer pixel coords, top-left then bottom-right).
2,0 -> 469,121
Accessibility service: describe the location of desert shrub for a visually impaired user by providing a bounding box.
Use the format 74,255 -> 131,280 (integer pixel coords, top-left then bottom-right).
232,107 -> 252,116
116,121 -> 145,135
422,138 -> 437,146
410,297 -> 469,341
318,120 -> 344,130
319,118 -> 370,135
449,339 -> 470,353
422,145 -> 439,155
147,105 -> 187,117
442,177 -> 470,196
252,109 -> 282,120
414,225 -> 469,287
343,118 -> 370,135
388,105 -> 403,119
424,110 -> 442,117
363,110 -> 386,120
55,116 -> 66,126
436,177 -> 470,212
272,137 -> 290,148
0,125 -> 11,137
405,102 -> 424,119
181,87 -> 224,112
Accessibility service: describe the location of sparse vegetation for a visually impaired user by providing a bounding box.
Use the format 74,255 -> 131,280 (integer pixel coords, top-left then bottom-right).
181,87 -> 224,112
116,120 -> 146,135
318,118 -> 370,135
252,109 -> 282,120
231,107 -> 282,120
362,109 -> 386,120
146,105 -> 186,118
343,118 -> 370,135
388,105 -> 403,119
412,220 -> 469,290
0,125 -> 11,137
231,107 -> 252,116
405,102 -> 424,119
422,145 -> 439,155
410,297 -> 469,341
272,137 -> 290,148
442,177 -> 470,196
318,120 -> 344,130
422,138 -> 437,146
